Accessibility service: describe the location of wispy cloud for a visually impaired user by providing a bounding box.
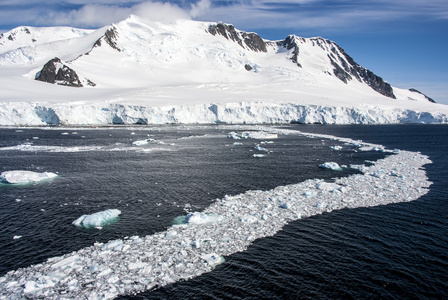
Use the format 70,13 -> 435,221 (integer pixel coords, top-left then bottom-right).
190,0 -> 448,32
0,0 -> 447,31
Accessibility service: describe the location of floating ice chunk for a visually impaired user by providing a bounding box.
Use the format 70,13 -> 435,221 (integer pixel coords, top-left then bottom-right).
303,190 -> 317,197
240,215 -> 257,223
51,255 -> 80,269
186,212 -> 224,224
228,131 -> 278,140
72,209 -> 121,229
316,182 -> 341,191
319,162 -> 343,171
201,253 -> 225,268
330,145 -> 342,150
0,170 -> 58,184
372,147 -> 385,152
132,139 -> 149,146
233,142 -> 243,146
280,202 -> 292,209
13,235 -> 22,240
253,154 -> 265,158
254,145 -> 268,152
315,201 -> 327,208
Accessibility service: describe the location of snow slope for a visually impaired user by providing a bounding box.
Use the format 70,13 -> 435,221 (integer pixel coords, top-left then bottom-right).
0,15 -> 446,125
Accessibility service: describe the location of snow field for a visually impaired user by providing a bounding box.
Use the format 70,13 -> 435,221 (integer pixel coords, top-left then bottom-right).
0,128 -> 433,299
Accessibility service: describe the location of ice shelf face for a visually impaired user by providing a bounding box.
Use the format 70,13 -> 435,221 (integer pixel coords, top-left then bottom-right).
2,102 -> 446,126
0,170 -> 58,184
0,127 -> 433,299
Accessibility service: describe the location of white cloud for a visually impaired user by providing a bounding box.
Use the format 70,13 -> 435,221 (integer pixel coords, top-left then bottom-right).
30,1 -> 190,28
132,1 -> 190,23
40,4 -> 131,27
190,0 -> 211,18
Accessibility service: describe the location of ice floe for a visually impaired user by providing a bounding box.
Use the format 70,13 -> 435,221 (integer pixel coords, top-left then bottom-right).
0,170 -> 58,184
228,131 -> 278,140
0,127 -> 433,299
319,162 -> 343,171
72,209 -> 121,229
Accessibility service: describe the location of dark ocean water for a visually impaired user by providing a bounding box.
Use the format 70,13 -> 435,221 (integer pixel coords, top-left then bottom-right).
122,125 -> 448,300
0,125 -> 447,299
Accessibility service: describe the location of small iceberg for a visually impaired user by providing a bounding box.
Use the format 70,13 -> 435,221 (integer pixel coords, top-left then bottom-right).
254,145 -> 268,152
132,139 -> 150,146
173,212 -> 224,225
201,253 -> 225,267
330,145 -> 342,150
72,209 -> 121,229
0,170 -> 58,184
228,131 -> 278,140
318,162 -> 343,171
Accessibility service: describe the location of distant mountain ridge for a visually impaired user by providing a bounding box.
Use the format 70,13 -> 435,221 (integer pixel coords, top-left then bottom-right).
0,15 -> 446,125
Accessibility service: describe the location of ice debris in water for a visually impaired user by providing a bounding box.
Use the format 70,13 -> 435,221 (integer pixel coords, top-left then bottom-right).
228,131 -> 278,140
132,139 -> 150,146
0,126 -> 433,300
254,145 -> 268,152
319,162 -> 343,171
186,212 -> 224,224
330,145 -> 342,150
72,209 -> 121,229
0,170 -> 58,184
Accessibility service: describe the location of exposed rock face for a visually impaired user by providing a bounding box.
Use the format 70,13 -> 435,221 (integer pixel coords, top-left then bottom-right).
409,88 -> 436,103
278,35 -> 302,68
336,45 -> 395,99
278,35 -> 395,99
208,23 -> 267,52
35,57 -> 95,87
94,26 -> 121,52
0,27 -> 31,45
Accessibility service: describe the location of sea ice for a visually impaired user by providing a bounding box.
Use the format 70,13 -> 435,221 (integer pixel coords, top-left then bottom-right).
185,212 -> 224,224
319,162 -> 343,171
0,170 -> 58,184
330,145 -> 342,150
0,126 -> 433,300
132,139 -> 149,146
72,209 -> 121,229
254,145 -> 268,152
201,253 -> 225,267
228,131 -> 278,140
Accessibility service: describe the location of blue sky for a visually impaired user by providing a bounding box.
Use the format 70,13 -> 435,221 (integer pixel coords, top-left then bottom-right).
1,0 -> 447,104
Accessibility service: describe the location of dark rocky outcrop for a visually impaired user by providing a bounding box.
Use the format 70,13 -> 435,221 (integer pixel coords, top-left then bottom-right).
35,57 -> 95,87
278,35 -> 302,67
409,88 -> 436,103
208,23 -> 267,52
335,45 -> 395,98
94,26 -> 121,52
276,35 -> 395,99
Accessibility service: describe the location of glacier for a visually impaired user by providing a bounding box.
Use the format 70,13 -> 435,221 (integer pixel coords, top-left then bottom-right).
0,127 -> 433,299
0,15 -> 446,126
1,101 -> 446,126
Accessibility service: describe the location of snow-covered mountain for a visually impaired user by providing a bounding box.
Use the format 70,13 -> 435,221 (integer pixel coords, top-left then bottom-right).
0,15 -> 446,125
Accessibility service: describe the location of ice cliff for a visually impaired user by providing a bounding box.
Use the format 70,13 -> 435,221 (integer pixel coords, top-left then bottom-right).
0,102 -> 446,126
